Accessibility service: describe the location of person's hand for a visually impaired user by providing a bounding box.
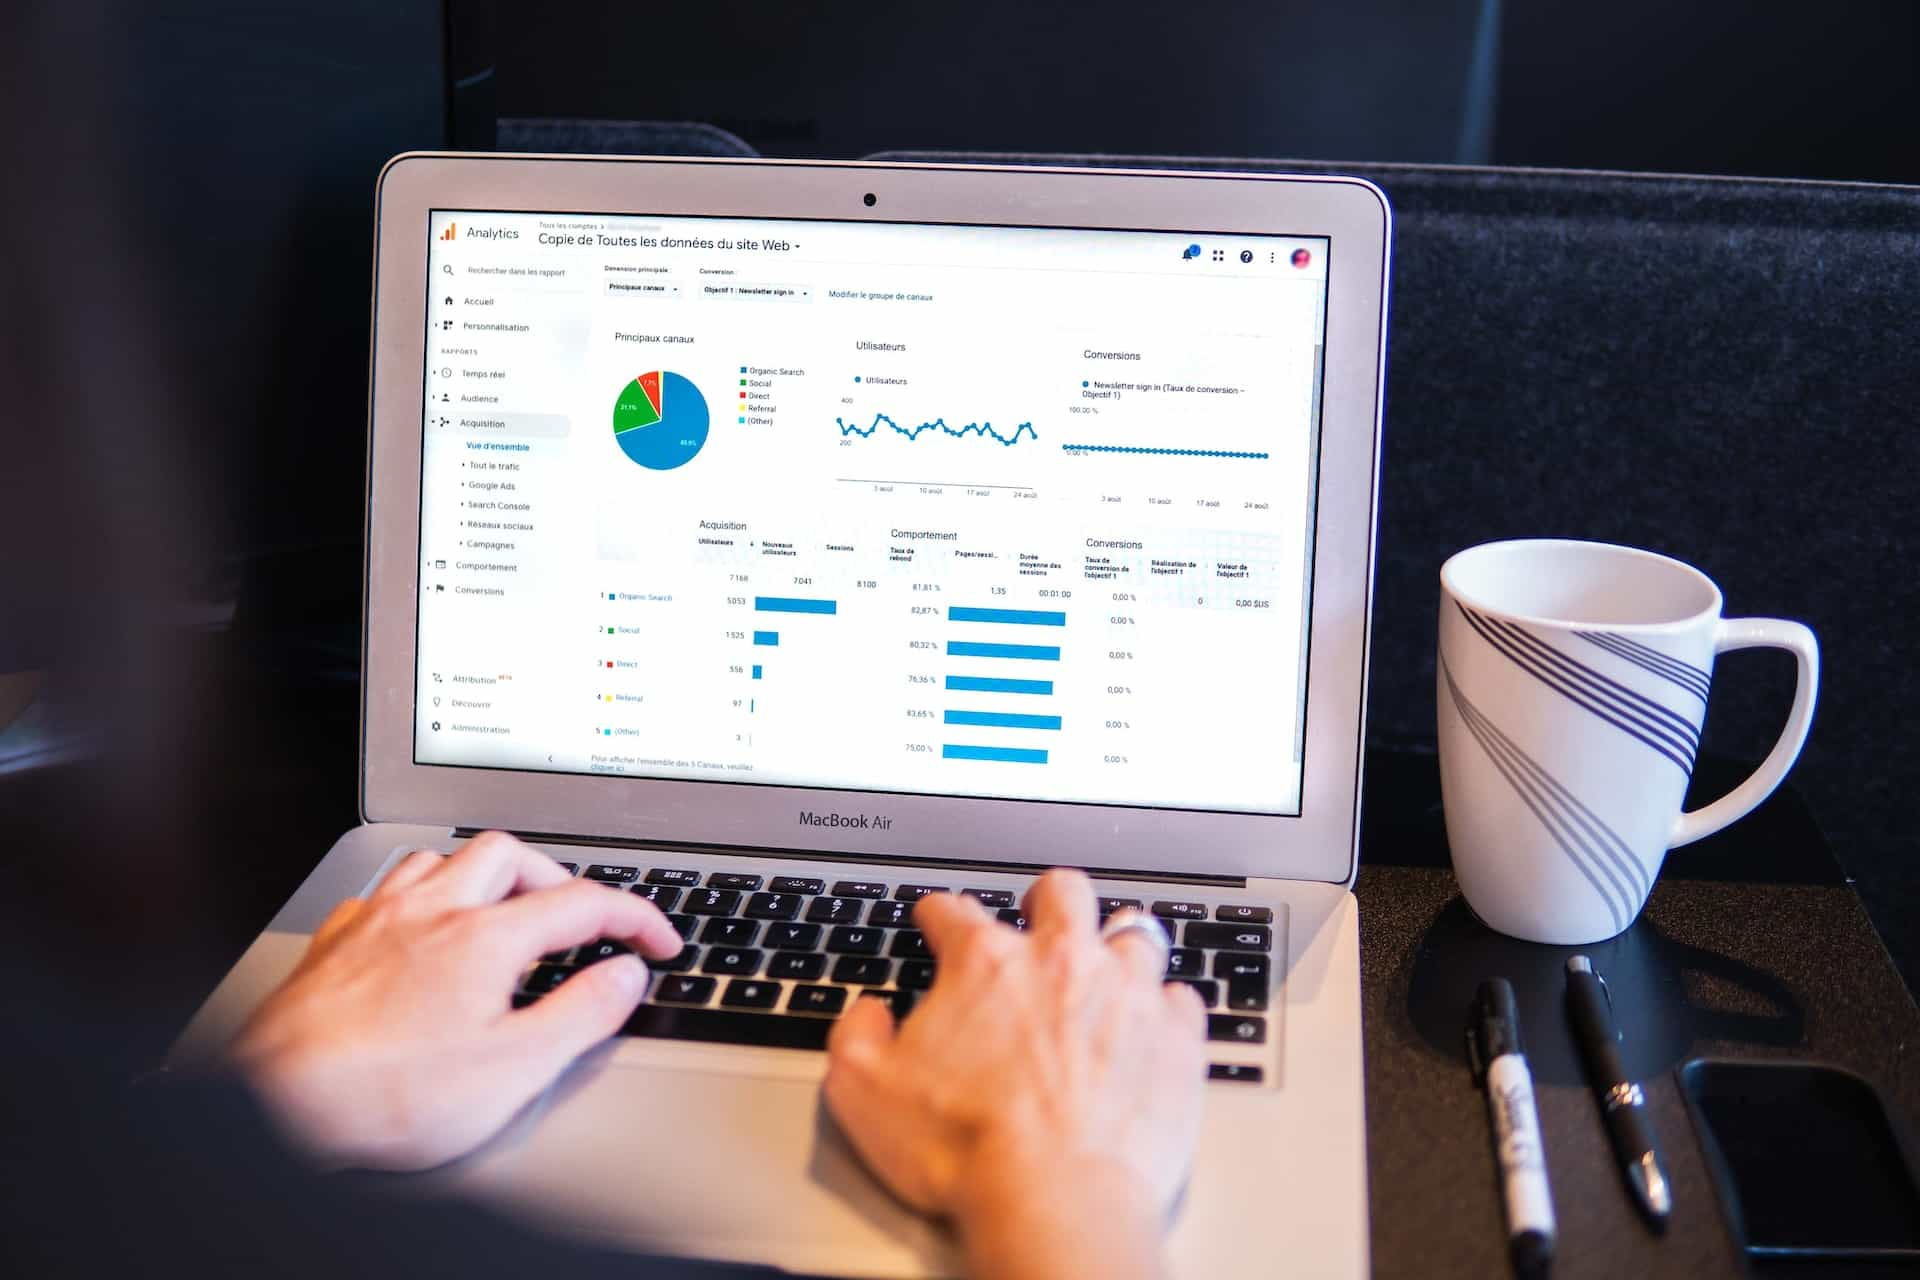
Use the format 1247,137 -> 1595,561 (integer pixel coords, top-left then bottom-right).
823,869 -> 1207,1280
228,831 -> 681,1171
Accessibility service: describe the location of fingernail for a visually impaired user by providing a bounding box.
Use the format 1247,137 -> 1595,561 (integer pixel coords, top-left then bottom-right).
608,955 -> 647,997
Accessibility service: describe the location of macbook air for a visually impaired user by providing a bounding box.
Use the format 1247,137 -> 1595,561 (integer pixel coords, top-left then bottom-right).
176,153 -> 1390,1278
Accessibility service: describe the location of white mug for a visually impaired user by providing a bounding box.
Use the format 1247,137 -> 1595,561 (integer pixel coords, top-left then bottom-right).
1437,540 -> 1819,945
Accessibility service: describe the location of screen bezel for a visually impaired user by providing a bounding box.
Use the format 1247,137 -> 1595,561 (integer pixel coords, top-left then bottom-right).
363,154 -> 1387,886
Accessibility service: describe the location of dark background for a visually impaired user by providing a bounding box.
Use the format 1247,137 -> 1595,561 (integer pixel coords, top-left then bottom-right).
3,0 -> 1915,1066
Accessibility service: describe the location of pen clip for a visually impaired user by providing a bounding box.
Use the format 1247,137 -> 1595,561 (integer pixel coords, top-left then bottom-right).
1464,1025 -> 1486,1084
1595,970 -> 1614,1015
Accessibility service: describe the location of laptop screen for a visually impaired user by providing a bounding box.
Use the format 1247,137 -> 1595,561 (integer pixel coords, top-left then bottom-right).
414,209 -> 1329,816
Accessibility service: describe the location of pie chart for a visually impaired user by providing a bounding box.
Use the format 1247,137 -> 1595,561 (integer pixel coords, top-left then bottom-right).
612,371 -> 709,470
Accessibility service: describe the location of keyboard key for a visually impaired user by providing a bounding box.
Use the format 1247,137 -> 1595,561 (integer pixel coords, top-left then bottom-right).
764,922 -> 823,950
890,930 -> 932,959
575,938 -> 633,966
895,884 -> 949,902
1152,901 -> 1208,921
1226,977 -> 1269,1012
709,872 -> 764,891
522,963 -> 575,994
554,861 -> 579,875
770,876 -> 827,895
701,947 -> 764,977
1208,1014 -> 1267,1044
768,952 -> 827,980
1215,904 -> 1274,925
585,864 -> 639,883
1213,952 -> 1271,982
744,892 -> 801,921
866,900 -> 913,928
665,913 -> 699,941
1208,1064 -> 1264,1084
831,880 -> 888,899
721,979 -> 781,1009
831,956 -> 893,986
648,945 -> 698,973
888,989 -> 919,1020
621,1004 -> 832,1050
1186,922 -> 1272,952
827,926 -> 884,955
1170,978 -> 1220,1007
897,959 -> 937,990
645,868 -> 702,887
654,975 -> 716,1005
685,888 -> 742,916
700,917 -> 761,947
787,984 -> 847,1016
764,875 -> 825,898
996,908 -> 1031,930
1165,947 -> 1204,978
961,888 -> 1015,908
630,883 -> 681,911
806,896 -> 864,925
1098,897 -> 1145,915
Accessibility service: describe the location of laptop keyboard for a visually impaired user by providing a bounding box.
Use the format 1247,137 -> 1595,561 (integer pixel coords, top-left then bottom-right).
509,859 -> 1278,1084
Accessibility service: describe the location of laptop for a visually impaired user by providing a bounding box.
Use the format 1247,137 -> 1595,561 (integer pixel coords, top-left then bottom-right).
175,154 -> 1390,1278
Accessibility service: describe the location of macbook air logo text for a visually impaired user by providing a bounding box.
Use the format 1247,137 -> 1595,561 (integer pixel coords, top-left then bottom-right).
799,810 -> 892,831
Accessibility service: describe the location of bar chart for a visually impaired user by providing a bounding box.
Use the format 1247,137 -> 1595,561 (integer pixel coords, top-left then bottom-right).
940,602 -> 1066,766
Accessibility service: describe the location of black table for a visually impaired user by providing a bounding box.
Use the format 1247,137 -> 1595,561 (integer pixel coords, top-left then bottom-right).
1357,745 -> 1920,1278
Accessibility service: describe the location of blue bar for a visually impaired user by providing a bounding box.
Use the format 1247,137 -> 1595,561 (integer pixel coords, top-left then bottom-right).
945,675 -> 1053,695
753,631 -> 779,646
751,664 -> 762,679
942,744 -> 1049,764
755,596 -> 838,615
948,606 -> 1066,626
944,710 -> 1062,730
947,640 -> 1060,661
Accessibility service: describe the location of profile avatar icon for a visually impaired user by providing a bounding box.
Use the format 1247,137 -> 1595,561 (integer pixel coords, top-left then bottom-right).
1291,248 -> 1312,268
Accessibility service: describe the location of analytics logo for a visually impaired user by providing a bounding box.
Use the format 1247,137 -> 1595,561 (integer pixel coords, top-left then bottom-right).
441,223 -> 457,241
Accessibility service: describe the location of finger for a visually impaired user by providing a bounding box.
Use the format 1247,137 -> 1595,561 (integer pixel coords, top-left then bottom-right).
1102,908 -> 1171,983
419,830 -> 571,909
370,849 -> 444,900
1161,969 -> 1209,1038
826,991 -> 897,1081
1023,867 -> 1097,940
295,899 -> 366,971
484,878 -> 683,961
912,889 -> 994,959
492,953 -> 648,1084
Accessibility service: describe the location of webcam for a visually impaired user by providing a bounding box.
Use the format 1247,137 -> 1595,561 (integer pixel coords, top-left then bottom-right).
863,192 -> 877,207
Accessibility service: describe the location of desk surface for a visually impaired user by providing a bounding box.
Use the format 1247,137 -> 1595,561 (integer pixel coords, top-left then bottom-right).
1356,746 -> 1920,1279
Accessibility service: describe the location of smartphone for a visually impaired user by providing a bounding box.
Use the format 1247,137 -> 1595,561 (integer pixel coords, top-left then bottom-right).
1679,1059 -> 1920,1272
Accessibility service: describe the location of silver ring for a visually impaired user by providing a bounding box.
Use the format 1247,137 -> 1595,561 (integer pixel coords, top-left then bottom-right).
1099,909 -> 1171,969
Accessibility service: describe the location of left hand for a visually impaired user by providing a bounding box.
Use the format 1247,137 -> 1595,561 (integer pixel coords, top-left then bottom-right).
228,831 -> 682,1170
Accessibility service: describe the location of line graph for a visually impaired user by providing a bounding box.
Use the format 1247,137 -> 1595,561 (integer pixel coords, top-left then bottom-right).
837,414 -> 1039,447
1060,443 -> 1268,459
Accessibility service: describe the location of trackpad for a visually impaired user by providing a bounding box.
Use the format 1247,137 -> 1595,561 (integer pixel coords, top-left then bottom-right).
452,1051 -> 959,1278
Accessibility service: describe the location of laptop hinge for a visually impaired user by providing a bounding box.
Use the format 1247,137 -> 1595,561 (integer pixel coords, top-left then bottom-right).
451,827 -> 1248,888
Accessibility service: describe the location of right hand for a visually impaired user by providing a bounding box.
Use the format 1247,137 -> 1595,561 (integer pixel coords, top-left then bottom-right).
823,869 -> 1207,1277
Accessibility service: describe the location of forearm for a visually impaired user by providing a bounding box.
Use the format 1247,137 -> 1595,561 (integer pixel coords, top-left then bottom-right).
953,1151 -> 1170,1280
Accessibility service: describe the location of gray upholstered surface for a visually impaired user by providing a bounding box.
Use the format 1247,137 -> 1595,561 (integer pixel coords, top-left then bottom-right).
868,152 -> 1920,989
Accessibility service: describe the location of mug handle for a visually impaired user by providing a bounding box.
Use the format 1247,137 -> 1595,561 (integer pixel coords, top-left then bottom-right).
1669,617 -> 1820,848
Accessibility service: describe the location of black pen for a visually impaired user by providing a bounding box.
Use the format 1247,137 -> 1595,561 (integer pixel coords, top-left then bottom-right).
1467,978 -> 1556,1279
1565,955 -> 1672,1227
